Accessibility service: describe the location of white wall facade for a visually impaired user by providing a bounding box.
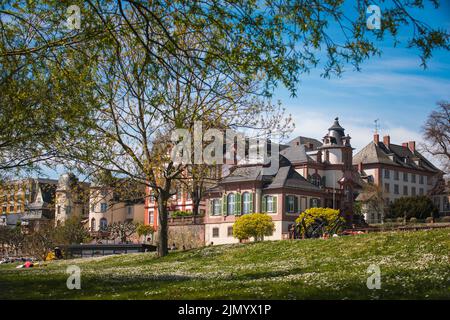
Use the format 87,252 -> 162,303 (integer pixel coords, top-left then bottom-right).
380,168 -> 433,203
205,220 -> 285,246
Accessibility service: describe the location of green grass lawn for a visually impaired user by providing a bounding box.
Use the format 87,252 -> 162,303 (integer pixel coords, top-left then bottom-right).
0,229 -> 449,300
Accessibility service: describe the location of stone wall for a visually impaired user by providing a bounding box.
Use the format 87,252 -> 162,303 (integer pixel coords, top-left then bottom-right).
167,224 -> 205,249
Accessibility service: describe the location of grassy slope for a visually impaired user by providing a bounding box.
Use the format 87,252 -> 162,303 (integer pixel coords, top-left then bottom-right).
0,229 -> 449,300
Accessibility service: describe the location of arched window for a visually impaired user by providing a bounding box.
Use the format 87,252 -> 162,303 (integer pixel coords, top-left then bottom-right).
227,193 -> 235,215
91,218 -> 96,231
99,218 -> 108,231
242,192 -> 251,214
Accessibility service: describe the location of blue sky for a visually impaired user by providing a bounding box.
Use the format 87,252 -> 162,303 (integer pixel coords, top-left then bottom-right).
276,2 -> 450,156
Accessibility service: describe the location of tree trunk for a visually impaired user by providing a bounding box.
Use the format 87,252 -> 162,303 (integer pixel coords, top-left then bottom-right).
192,197 -> 200,217
191,183 -> 201,217
157,193 -> 169,257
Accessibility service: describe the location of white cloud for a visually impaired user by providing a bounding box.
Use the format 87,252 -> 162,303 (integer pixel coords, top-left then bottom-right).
289,109 -> 425,154
327,72 -> 450,98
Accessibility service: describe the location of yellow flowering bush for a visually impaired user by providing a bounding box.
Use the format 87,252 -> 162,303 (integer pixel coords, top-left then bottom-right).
295,207 -> 344,236
233,213 -> 275,241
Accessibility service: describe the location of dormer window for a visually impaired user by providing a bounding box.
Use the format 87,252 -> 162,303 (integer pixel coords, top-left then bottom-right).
310,174 -> 322,187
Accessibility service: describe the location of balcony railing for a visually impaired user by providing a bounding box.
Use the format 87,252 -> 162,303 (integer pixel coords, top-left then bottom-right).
168,215 -> 204,225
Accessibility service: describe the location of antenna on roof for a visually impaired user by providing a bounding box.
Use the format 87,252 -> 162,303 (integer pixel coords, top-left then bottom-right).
374,119 -> 380,134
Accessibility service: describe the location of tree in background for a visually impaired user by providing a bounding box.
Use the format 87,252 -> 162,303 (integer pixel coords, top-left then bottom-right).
388,196 -> 439,220
355,183 -> 385,223
233,213 -> 275,242
0,226 -> 25,256
136,223 -> 154,243
54,216 -> 90,245
107,221 -> 138,244
24,223 -> 56,260
422,101 -> 450,172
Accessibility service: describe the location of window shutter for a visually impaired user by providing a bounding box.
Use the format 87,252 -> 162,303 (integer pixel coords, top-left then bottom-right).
218,199 -> 222,214
209,200 -> 213,215
294,196 -> 298,212
222,194 -> 227,215
236,193 -> 241,215
309,198 -> 313,208
272,196 -> 277,213
262,196 -> 267,213
249,193 -> 253,213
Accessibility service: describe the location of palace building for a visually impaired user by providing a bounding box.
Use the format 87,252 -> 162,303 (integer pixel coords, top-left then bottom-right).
202,117 -> 360,244
353,134 -> 443,223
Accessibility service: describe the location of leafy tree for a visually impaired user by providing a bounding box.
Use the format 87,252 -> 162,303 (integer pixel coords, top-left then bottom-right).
233,213 -> 275,242
56,9 -> 292,258
388,196 -> 439,220
136,223 -> 154,243
54,216 -> 90,245
0,1 -> 100,178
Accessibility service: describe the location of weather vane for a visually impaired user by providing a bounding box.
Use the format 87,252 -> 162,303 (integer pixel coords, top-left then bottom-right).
374,119 -> 380,134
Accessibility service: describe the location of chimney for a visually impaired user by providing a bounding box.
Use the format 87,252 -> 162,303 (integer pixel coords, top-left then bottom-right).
408,141 -> 416,153
402,142 -> 408,148
373,133 -> 379,145
317,151 -> 322,163
383,135 -> 390,147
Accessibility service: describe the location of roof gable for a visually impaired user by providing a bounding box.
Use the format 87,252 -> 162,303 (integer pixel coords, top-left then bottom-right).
353,141 -> 440,173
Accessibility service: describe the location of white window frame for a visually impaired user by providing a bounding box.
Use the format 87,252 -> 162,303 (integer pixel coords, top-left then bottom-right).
227,193 -> 235,215
212,199 -> 221,216
287,195 -> 295,213
267,196 -> 274,213
149,211 -> 154,224
242,192 -> 251,214
99,218 -> 108,230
